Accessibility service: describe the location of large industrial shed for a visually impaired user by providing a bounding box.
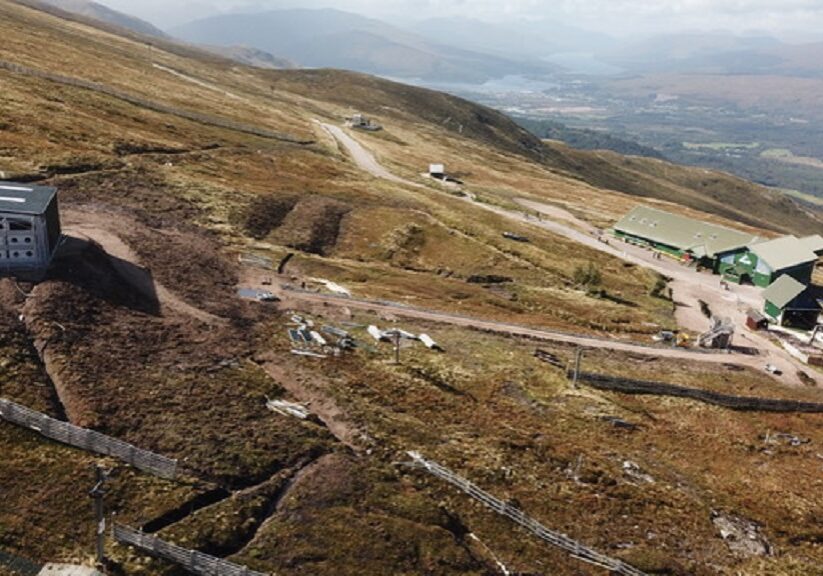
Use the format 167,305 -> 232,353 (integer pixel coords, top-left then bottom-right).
762,275 -> 821,328
612,206 -> 758,270
614,206 -> 823,289
719,235 -> 823,287
0,182 -> 61,274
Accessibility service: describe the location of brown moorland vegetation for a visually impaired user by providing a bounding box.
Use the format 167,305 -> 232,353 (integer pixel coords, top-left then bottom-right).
0,1 -> 820,575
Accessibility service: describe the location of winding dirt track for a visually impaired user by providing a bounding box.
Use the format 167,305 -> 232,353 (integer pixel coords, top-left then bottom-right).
276,286 -> 773,373
314,123 -> 819,385
319,123 -> 422,187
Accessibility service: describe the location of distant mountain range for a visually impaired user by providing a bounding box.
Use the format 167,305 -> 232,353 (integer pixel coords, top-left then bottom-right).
39,2 -> 823,83
30,2 -> 823,82
408,16 -> 616,59
170,9 -> 560,84
204,45 -> 297,70
28,0 -> 296,70
598,31 -> 823,78
36,0 -> 168,37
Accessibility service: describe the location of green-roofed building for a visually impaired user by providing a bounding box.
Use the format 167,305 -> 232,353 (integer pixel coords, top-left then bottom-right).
614,206 -> 822,289
613,205 -> 758,270
798,234 -> 823,257
762,275 -> 821,328
720,235 -> 819,288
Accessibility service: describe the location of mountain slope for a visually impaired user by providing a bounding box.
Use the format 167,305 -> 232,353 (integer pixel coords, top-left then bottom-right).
171,8 -> 558,83
34,0 -> 167,37
515,116 -> 666,160
0,2 -> 821,576
203,45 -> 297,70
262,69 -> 820,235
538,141 -> 822,235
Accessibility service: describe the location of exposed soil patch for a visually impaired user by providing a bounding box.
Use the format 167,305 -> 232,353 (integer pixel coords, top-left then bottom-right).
234,193 -> 299,240
46,236 -> 159,315
270,196 -> 351,256
62,211 -> 228,324
121,225 -> 239,318
467,275 -> 513,285
113,140 -> 198,157
259,355 -> 367,452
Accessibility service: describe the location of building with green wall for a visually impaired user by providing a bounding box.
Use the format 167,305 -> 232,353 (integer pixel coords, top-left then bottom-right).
614,206 -> 823,290
762,275 -> 822,328
613,206 -> 757,269
720,235 -> 822,287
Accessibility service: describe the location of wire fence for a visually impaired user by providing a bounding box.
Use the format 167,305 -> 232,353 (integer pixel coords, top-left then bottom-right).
0,60 -> 314,145
0,398 -> 178,479
0,549 -> 41,576
408,452 -> 648,576
572,371 -> 823,413
114,524 -> 266,576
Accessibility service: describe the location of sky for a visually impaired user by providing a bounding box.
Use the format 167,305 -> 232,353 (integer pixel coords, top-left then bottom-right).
99,0 -> 823,39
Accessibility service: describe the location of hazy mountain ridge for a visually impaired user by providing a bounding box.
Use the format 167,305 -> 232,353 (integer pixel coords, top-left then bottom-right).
171,8 -> 560,83
204,45 -> 297,70
599,31 -> 823,77
36,0 -> 167,37
409,16 -> 617,58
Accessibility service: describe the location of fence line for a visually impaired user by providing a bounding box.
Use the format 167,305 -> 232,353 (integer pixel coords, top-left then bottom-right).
407,452 -> 648,576
114,524 -> 266,576
0,398 -> 178,479
0,549 -> 41,576
0,60 -> 314,145
572,372 -> 823,413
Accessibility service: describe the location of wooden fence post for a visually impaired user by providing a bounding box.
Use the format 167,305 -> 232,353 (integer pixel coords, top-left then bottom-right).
572,348 -> 583,389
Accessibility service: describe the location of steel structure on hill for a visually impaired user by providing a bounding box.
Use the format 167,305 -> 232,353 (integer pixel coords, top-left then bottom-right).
0,181 -> 61,274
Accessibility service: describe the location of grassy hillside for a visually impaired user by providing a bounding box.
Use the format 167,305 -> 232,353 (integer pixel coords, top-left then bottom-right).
0,2 -> 820,575
261,69 -> 821,237
516,116 -> 666,159
537,140 -> 823,235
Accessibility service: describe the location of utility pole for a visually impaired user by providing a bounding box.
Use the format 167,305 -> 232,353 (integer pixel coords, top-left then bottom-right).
89,464 -> 110,568
394,331 -> 401,365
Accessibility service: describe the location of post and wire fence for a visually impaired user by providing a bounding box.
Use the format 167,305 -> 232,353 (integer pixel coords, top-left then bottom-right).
0,398 -> 178,479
